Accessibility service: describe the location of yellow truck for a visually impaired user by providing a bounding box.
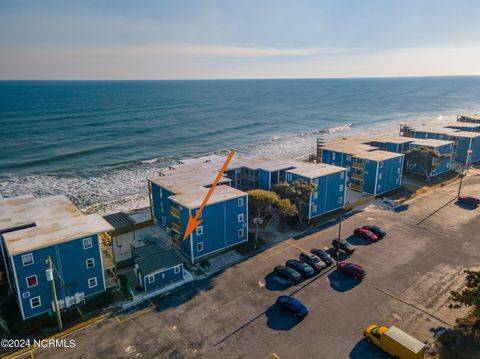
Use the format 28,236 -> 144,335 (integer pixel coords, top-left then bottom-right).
364,324 -> 425,359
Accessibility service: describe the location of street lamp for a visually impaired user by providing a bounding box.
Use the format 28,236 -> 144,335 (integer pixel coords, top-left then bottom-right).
458,148 -> 472,198
336,216 -> 343,268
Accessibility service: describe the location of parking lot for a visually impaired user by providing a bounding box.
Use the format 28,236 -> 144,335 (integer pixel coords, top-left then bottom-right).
23,175 -> 480,359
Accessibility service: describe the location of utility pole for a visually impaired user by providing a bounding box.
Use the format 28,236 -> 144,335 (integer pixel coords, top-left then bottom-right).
46,256 -> 63,331
336,216 -> 343,267
457,148 -> 472,198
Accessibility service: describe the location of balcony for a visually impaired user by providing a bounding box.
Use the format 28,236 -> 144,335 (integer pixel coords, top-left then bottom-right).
351,172 -> 363,181
350,183 -> 363,192
352,161 -> 364,169
170,206 -> 180,218
171,221 -> 181,234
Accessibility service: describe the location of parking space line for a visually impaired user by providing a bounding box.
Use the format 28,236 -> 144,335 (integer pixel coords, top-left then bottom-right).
283,241 -> 307,253
374,286 -> 452,326
259,242 -> 289,259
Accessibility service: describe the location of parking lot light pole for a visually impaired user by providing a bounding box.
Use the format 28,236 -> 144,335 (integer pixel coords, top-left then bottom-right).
458,148 -> 472,198
336,216 -> 343,268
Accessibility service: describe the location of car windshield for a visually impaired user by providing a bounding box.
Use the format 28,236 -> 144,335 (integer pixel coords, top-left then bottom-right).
365,231 -> 373,236
310,256 -> 320,263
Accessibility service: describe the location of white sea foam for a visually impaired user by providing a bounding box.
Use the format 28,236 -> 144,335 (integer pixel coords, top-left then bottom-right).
0,115 -> 458,215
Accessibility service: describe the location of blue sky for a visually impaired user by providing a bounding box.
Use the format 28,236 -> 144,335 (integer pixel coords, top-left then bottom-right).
1,0 -> 479,79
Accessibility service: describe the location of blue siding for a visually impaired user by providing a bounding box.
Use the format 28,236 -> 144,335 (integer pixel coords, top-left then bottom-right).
375,156 -> 404,195
407,143 -> 452,177
286,170 -> 346,219
259,169 -> 271,190
412,131 -> 480,164
11,235 -> 105,320
177,195 -> 248,263
151,182 -> 174,229
142,264 -> 184,292
362,159 -> 378,195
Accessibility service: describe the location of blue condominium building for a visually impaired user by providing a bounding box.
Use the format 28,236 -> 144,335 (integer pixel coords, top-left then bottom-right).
318,139 -> 404,196
401,125 -> 480,164
148,155 -> 347,262
0,195 -> 114,321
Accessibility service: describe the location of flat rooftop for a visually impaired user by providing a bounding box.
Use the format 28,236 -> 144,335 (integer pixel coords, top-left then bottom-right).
0,195 -> 114,256
459,113 -> 480,120
287,163 -> 345,179
169,185 -> 245,209
410,138 -> 453,147
444,122 -> 480,129
321,138 -> 404,161
411,126 -> 480,138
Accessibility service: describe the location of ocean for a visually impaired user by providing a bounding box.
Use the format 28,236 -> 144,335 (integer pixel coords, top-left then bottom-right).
1,77 -> 480,213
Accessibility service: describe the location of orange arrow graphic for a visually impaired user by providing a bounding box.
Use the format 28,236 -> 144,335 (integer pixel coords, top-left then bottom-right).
183,150 -> 235,240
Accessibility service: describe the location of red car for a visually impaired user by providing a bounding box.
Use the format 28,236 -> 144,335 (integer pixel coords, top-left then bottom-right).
458,195 -> 480,206
354,228 -> 378,241
337,262 -> 366,280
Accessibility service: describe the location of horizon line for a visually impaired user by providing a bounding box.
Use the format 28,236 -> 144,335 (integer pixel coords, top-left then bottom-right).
1,74 -> 480,82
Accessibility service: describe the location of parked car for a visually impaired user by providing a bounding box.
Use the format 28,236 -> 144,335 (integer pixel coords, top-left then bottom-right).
354,228 -> 379,242
362,225 -> 386,238
273,265 -> 302,284
286,259 -> 315,278
310,248 -> 334,266
276,295 -> 309,318
299,252 -> 327,271
337,262 -> 366,280
458,195 -> 480,206
332,239 -> 355,255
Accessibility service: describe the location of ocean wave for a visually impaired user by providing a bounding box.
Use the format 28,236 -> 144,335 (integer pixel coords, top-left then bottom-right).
0,114 -> 460,215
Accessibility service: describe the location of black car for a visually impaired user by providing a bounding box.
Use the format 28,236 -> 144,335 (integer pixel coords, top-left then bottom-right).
332,239 -> 355,255
299,252 -> 326,271
286,259 -> 315,278
273,265 -> 302,283
310,248 -> 334,266
362,225 -> 386,238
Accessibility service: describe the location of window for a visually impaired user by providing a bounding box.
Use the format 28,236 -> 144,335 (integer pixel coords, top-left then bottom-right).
86,258 -> 95,269
238,198 -> 244,207
160,202 -> 164,212
312,204 -> 317,213
88,277 -> 98,288
26,275 -> 38,288
238,213 -> 244,223
339,184 -> 344,192
196,209 -> 202,219
30,296 -> 41,309
148,275 -> 155,284
313,192 -> 318,200
159,188 -> 163,198
197,242 -> 204,252
287,174 -> 292,181
174,265 -> 181,274
346,155 -> 351,161
408,163 -> 414,170
238,229 -> 244,238
379,161 -> 384,168
339,197 -> 343,205
83,238 -> 93,249
378,173 -> 382,180
396,178 -> 400,184
346,166 -> 351,171
22,292 -> 30,299
332,153 -> 336,160
313,178 -> 319,185
340,172 -> 345,179
22,253 -> 34,266
377,184 -> 382,191
446,162 -> 450,168
397,168 -> 401,174
196,226 -> 203,236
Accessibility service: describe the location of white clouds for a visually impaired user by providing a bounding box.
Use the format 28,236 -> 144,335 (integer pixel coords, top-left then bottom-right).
0,44 -> 479,80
